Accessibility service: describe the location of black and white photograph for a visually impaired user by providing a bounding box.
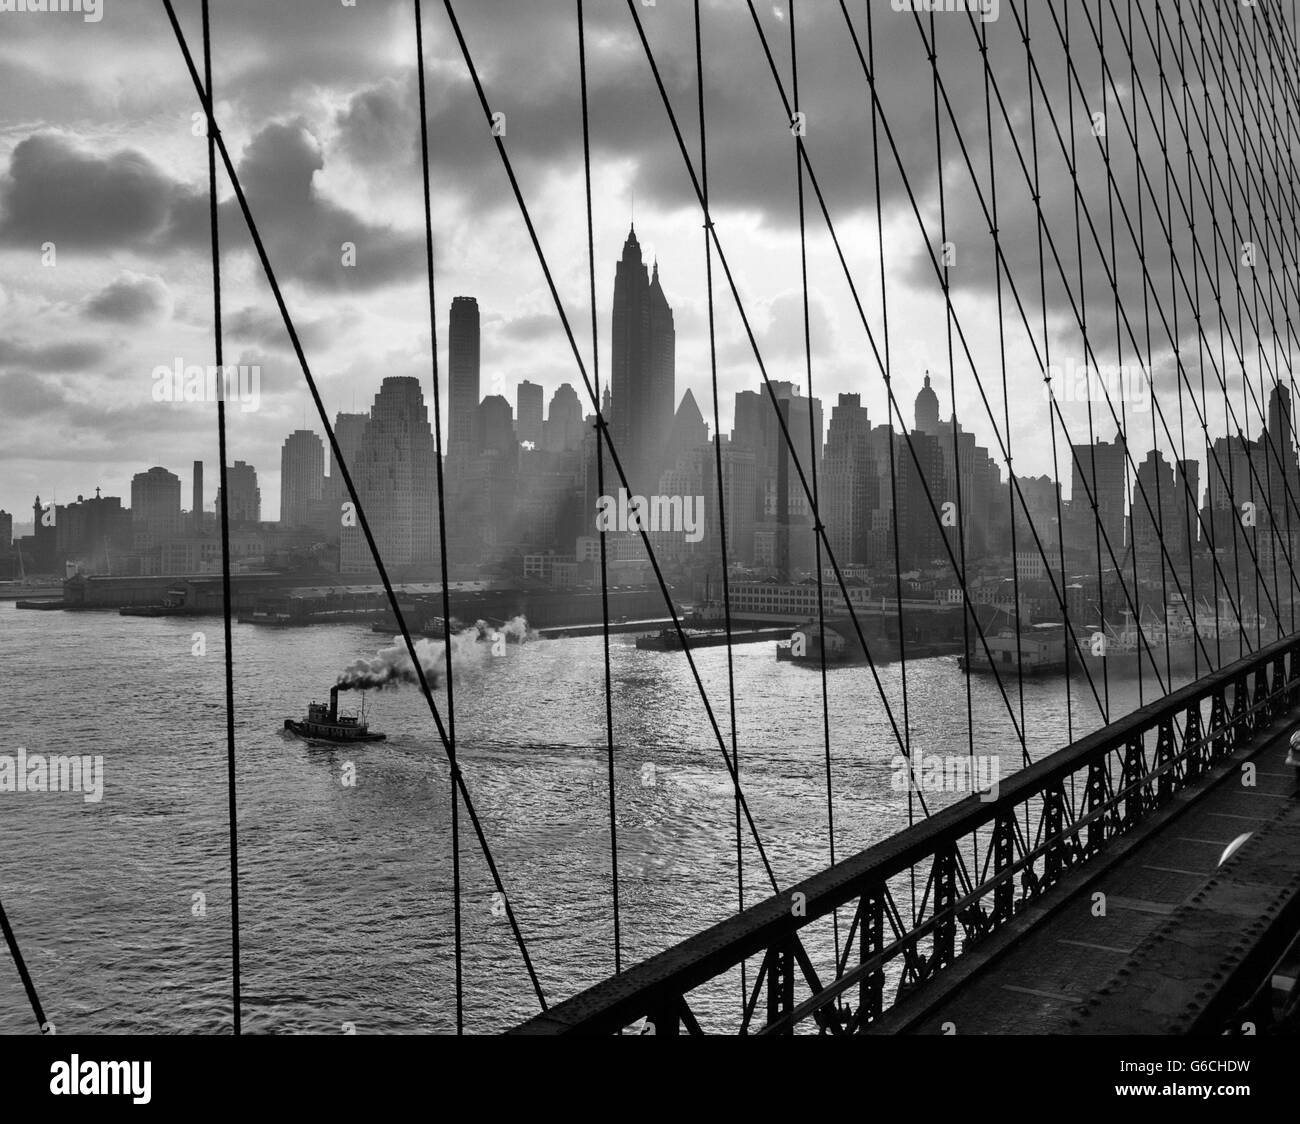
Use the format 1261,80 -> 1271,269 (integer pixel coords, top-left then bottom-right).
0,0 -> 1297,1101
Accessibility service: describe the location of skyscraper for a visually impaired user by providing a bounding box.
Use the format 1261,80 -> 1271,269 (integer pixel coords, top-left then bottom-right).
610,227 -> 675,495
516,380 -> 543,448
1261,383 -> 1300,533
340,377 -> 438,573
192,461 -> 204,533
1071,432 -> 1127,552
823,393 -> 875,566
216,461 -> 261,524
544,383 -> 585,453
1130,449 -> 1177,563
280,430 -> 325,528
131,467 -> 182,548
476,395 -> 516,456
730,382 -> 821,571
663,388 -> 708,470
328,412 -> 370,506
914,372 -> 941,434
449,296 -> 480,457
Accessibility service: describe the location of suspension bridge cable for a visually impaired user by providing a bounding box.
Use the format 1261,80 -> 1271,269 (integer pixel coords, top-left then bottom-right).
158,0 -> 548,1016
0,893 -> 45,1033
1057,0 -> 1300,660
680,0 -> 1081,802
973,9 -> 1029,746
1229,0 -> 1283,644
1057,0 -> 1300,635
764,0 -> 1120,732
863,0 -> 919,925
575,0 -> 622,981
1024,0 -> 1076,745
1223,0 -> 1291,642
1146,0 -> 1202,684
788,3 -> 1124,724
740,0 -> 1060,756
412,0 -> 464,1033
866,0 -> 1153,713
1254,0 -> 1300,635
199,0 -> 241,1035
1247,2 -> 1298,638
690,0 -> 747,1013
1215,4 -> 1261,652
768,0 -> 1117,738
939,7 -> 981,876
620,0 -> 943,813
962,0 -> 1261,675
905,5 -> 1183,698
439,0 -> 809,913
0,895 -> 45,1035
787,0 -> 842,976
1050,0 -> 1300,645
1224,0 -> 1292,637
1176,2 -> 1224,669
917,2 -> 1258,681
887,0 -> 1257,711
1061,0 -> 1112,723
1171,0 -> 1248,658
1099,0 -> 1157,707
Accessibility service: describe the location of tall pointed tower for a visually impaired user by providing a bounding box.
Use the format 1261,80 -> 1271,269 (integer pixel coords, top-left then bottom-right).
611,227 -> 675,495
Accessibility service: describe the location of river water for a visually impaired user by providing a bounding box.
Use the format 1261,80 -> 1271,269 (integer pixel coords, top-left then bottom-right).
0,602 -> 1218,1033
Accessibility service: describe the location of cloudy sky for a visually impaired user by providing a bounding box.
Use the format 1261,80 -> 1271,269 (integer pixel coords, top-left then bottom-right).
1,0 -> 1296,524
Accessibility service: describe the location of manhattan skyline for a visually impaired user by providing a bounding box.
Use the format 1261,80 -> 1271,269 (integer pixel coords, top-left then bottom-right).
4,0 -> 1294,530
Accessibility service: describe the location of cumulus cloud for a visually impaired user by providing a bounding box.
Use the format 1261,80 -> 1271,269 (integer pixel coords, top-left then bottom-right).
0,134 -> 201,250
0,123 -> 421,292
0,372 -> 68,418
224,120 -> 422,291
0,338 -> 106,372
83,273 -> 172,324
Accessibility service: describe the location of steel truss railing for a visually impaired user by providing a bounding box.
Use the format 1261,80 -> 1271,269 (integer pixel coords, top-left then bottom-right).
511,630 -> 1300,1035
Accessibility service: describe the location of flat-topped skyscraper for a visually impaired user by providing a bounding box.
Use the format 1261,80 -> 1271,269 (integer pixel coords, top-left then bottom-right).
131,466 -> 182,548
449,296 -> 480,460
216,461 -> 261,525
280,430 -> 324,529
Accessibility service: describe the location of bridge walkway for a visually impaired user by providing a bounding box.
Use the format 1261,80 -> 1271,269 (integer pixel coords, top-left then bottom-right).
873,710 -> 1300,1034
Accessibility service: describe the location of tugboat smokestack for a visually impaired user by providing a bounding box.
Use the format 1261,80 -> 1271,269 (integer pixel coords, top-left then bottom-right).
330,685 -> 339,722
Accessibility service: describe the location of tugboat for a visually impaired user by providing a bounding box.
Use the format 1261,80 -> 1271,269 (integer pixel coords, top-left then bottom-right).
284,686 -> 386,743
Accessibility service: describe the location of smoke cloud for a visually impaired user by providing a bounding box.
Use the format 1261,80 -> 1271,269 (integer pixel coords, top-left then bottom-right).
336,615 -> 537,691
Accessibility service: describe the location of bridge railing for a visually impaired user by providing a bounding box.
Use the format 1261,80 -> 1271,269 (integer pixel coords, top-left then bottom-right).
512,632 -> 1300,1035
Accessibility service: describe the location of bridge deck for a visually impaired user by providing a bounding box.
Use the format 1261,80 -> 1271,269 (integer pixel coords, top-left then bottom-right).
875,716 -> 1300,1035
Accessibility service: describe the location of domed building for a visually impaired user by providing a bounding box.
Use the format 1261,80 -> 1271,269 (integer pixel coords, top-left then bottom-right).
914,371 -> 941,436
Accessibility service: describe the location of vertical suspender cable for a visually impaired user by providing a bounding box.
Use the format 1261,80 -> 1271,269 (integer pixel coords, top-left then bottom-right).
575,0 -> 622,981
788,0 -> 841,974
200,0 -> 241,1035
864,0 -> 919,920
691,0 -> 746,1012
412,0 -> 464,1033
